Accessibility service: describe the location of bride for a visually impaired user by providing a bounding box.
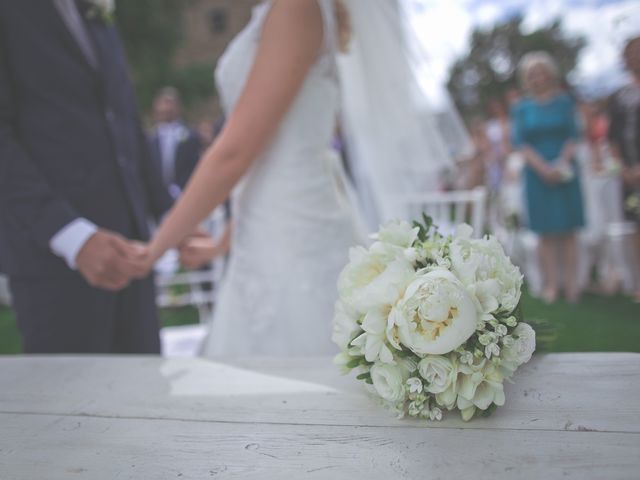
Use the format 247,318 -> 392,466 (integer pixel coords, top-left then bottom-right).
139,0 -> 360,357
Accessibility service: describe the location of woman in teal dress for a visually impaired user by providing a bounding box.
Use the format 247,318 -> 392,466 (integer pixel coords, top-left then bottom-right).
511,51 -> 585,303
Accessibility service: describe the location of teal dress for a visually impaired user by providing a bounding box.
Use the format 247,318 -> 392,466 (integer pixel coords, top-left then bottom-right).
511,93 -> 585,234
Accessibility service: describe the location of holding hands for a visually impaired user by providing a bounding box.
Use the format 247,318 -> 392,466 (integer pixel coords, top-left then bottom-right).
76,229 -> 149,291
76,227 -> 222,292
539,162 -> 565,184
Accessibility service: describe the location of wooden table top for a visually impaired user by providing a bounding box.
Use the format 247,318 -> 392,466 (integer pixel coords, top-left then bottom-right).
0,353 -> 639,479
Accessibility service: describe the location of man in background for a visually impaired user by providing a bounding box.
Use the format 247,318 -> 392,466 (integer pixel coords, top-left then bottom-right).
149,87 -> 202,199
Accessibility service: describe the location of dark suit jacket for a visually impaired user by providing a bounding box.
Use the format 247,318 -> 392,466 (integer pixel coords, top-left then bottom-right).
0,1 -> 172,277
149,125 -> 202,192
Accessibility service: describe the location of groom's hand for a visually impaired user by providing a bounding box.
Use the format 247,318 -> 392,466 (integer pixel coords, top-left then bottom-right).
76,230 -> 148,291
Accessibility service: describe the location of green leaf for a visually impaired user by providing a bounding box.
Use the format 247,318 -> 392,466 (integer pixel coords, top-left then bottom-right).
480,403 -> 498,418
422,213 -> 434,233
346,357 -> 363,369
413,220 -> 427,242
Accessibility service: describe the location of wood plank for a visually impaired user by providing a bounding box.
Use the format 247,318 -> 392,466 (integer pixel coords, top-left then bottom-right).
0,413 -> 637,480
1,354 -> 639,433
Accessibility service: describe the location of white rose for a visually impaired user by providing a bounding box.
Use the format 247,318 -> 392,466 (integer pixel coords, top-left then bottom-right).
337,246 -> 415,313
450,226 -> 523,315
392,270 -> 477,355
502,323 -> 536,369
332,300 -> 362,350
370,362 -> 407,404
418,355 -> 458,410
418,356 -> 456,394
371,220 -> 419,249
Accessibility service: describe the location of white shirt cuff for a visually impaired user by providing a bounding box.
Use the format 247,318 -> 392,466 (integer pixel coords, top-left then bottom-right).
49,218 -> 99,270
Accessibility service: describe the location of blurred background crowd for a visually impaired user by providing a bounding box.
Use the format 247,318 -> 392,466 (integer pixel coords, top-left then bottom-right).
1,0 -> 639,355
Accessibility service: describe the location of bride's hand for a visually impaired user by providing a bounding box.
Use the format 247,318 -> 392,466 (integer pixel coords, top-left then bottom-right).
123,241 -> 155,279
179,236 -> 219,270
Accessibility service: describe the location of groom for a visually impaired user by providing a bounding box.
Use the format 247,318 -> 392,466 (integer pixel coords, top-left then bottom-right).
0,0 -> 174,353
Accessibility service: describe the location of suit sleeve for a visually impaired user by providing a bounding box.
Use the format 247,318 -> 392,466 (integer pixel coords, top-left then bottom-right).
0,18 -> 80,249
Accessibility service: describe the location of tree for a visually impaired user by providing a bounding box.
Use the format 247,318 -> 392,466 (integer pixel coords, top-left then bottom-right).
115,0 -> 215,115
447,17 -> 586,117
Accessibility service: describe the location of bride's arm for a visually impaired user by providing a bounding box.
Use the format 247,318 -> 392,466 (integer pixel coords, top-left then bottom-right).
146,0 -> 324,262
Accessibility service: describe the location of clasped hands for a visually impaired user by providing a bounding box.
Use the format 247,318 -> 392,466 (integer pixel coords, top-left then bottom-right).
75,228 -> 219,292
539,157 -> 574,185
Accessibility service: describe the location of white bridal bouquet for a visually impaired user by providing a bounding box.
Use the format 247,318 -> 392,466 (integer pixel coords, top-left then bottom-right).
332,216 -> 535,422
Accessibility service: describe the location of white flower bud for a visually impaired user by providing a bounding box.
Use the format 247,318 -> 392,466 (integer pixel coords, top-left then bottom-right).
485,343 -> 500,359
406,377 -> 423,395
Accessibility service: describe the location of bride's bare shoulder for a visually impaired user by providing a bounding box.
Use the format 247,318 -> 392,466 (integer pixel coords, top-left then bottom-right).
269,0 -> 323,17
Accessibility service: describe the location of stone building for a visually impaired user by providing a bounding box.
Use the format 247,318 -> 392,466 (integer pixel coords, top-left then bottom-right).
174,0 -> 260,118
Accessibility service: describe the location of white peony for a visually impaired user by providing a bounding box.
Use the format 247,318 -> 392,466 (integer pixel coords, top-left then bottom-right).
337,246 -> 415,313
391,270 -> 477,356
332,300 -> 362,350
501,323 -> 536,371
370,363 -> 407,404
418,355 -> 458,410
449,225 -> 523,315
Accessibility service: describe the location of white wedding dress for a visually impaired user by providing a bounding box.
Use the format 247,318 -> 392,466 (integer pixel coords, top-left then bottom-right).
203,0 -> 361,357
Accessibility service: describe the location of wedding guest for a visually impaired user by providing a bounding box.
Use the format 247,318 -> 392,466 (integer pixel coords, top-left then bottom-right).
458,118 -> 489,190
197,116 -> 226,149
484,98 -> 512,193
196,118 -> 215,149
608,35 -> 640,301
511,52 -> 585,303
149,87 -> 202,199
505,88 -> 522,110
0,0 -> 178,353
581,101 -> 610,173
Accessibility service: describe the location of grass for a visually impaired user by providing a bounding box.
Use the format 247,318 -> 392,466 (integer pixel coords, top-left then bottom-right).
0,305 -> 22,355
521,292 -> 640,353
1,291 -> 639,355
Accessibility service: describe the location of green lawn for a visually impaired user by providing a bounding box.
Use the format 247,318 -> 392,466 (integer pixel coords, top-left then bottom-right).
1,292 -> 639,354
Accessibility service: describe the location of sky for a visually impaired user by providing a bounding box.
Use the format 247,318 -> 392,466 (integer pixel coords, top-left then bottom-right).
405,0 -> 640,99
